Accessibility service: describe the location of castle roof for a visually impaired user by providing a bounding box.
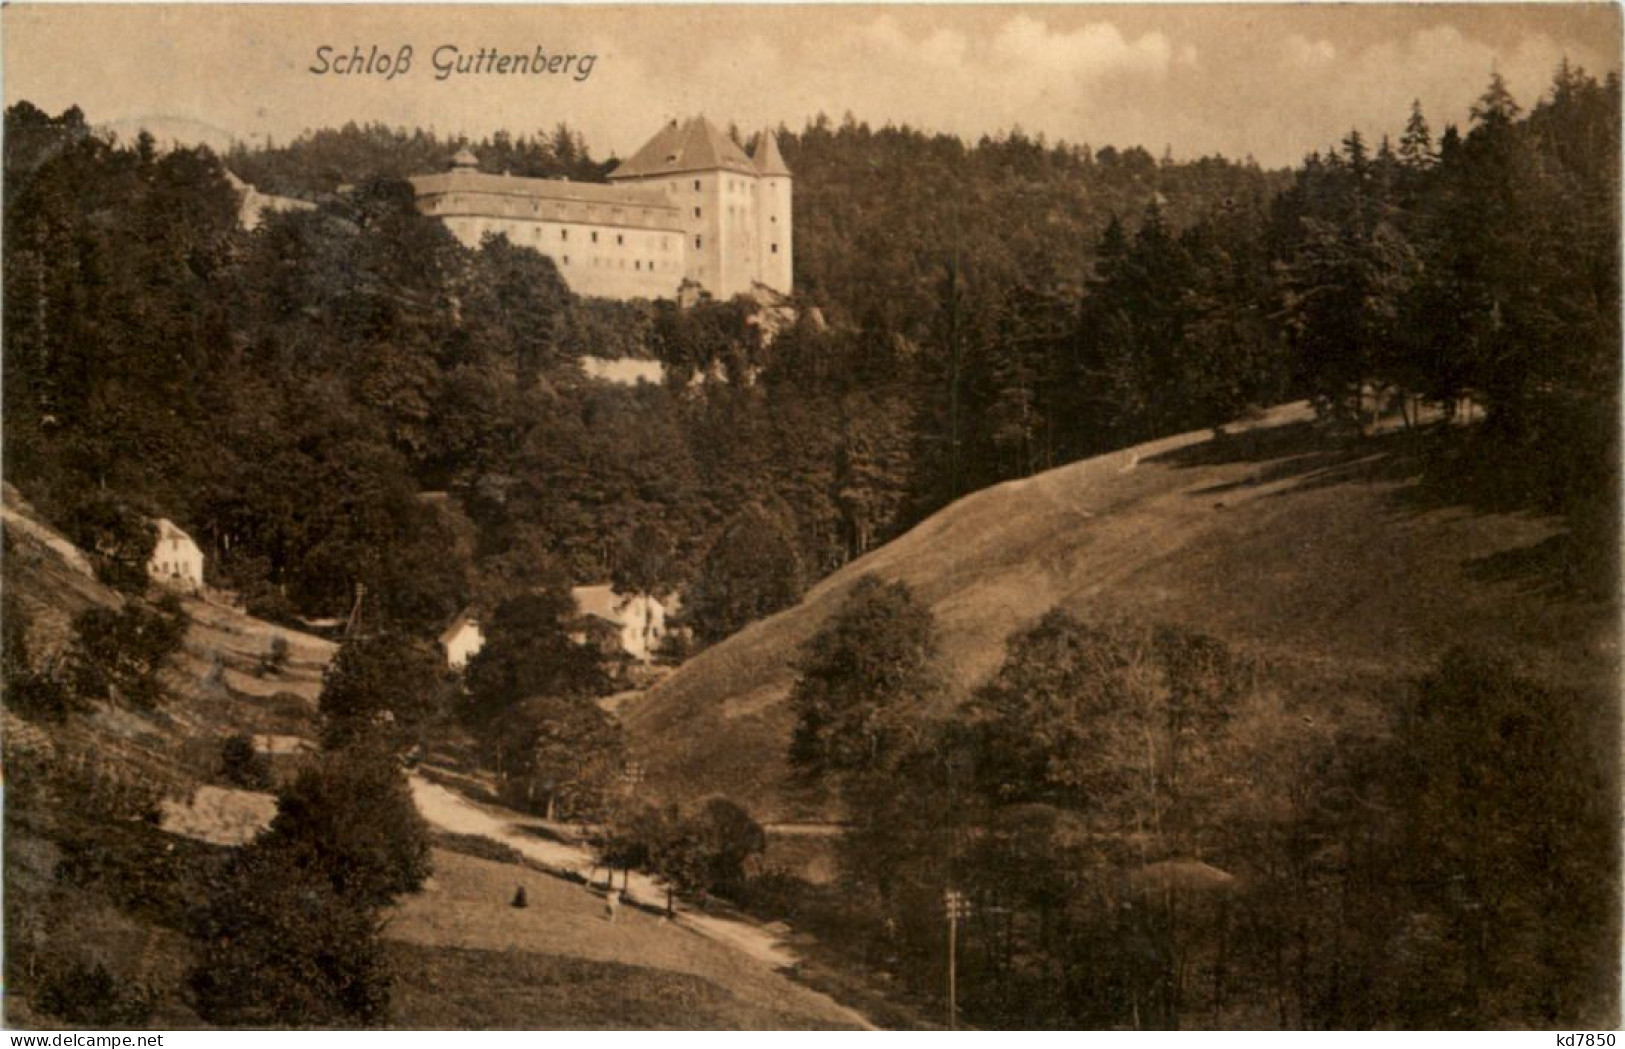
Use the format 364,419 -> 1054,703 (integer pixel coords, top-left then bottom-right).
409,168 -> 675,212
609,116 -> 759,180
751,129 -> 792,178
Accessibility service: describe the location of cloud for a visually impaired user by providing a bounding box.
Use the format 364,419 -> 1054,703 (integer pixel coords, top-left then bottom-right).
987,16 -> 1182,82
1282,35 -> 1338,70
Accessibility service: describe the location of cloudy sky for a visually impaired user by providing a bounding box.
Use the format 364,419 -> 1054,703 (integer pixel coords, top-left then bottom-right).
4,4 -> 1618,167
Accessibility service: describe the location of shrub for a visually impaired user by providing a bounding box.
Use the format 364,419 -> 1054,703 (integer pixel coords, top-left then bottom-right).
190,842 -> 391,1027
260,635 -> 290,676
219,732 -> 273,790
61,495 -> 155,595
318,633 -> 451,753
487,694 -> 625,821
693,797 -> 766,899
3,593 -> 82,722
262,740 -> 431,906
36,959 -> 157,1028
5,664 -> 80,722
66,600 -> 187,710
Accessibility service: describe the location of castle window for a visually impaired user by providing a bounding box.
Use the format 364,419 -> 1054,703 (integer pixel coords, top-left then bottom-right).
616,234 -> 624,245
694,207 -> 701,219
771,243 -> 779,254
560,229 -> 569,241
695,235 -> 702,249
562,255 -> 570,265
591,231 -> 598,243
694,179 -> 701,191
635,260 -> 641,270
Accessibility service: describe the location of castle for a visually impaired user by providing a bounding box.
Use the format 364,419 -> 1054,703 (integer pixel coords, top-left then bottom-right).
410,116 -> 792,302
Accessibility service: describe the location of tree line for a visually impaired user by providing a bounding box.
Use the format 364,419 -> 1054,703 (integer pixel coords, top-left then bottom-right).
772,575 -> 1615,1028
10,67 -> 1610,655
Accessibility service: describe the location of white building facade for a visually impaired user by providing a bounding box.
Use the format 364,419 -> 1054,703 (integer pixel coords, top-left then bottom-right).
148,519 -> 204,592
411,116 -> 792,303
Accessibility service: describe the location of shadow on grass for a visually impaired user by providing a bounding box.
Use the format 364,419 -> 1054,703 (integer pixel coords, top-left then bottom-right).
1148,420 -> 1617,601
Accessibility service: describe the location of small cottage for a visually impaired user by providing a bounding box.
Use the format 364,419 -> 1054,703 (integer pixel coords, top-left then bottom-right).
439,610 -> 485,670
569,585 -> 671,664
148,518 -> 204,592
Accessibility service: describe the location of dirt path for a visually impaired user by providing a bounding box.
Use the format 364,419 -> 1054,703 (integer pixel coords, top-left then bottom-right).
407,773 -> 875,1029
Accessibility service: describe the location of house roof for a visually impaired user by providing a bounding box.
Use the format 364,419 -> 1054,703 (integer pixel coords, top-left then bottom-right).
571,584 -> 629,625
438,609 -> 481,647
751,129 -> 792,178
153,518 -> 195,544
609,116 -> 760,180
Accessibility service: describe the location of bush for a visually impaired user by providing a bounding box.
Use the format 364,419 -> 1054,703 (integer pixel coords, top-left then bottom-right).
66,599 -> 187,710
36,959 -> 157,1028
260,635 -> 291,676
61,495 -> 155,595
693,798 -> 766,900
190,842 -> 392,1027
487,694 -> 624,821
318,633 -> 451,753
5,665 -> 80,722
262,740 -> 431,906
3,593 -> 82,722
219,732 -> 273,790
596,799 -> 766,909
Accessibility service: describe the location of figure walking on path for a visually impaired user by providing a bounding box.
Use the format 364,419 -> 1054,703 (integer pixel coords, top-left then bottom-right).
605,888 -> 621,923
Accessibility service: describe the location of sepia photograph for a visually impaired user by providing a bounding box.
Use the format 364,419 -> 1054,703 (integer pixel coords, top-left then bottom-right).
0,1 -> 1619,1032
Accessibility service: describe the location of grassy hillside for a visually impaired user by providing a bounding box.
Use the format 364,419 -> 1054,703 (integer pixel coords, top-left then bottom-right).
386,848 -> 863,1029
623,404 -> 1617,820
2,487 -> 873,1029
3,485 -> 336,1026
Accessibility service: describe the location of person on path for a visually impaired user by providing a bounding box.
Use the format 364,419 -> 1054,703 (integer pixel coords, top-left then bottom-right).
605,888 -> 621,923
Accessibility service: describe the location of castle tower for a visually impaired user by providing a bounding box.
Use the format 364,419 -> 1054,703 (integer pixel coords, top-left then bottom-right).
750,128 -> 793,297
607,116 -> 771,300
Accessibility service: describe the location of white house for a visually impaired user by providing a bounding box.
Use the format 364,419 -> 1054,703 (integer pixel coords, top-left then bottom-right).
439,610 -> 485,670
569,585 -> 671,664
148,518 -> 204,592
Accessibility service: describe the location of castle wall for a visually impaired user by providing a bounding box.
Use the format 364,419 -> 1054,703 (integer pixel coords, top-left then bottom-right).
412,122 -> 791,303
419,186 -> 685,299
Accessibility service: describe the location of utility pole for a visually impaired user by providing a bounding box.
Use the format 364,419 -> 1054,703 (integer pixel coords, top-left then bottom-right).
344,581 -> 367,638
944,888 -> 971,1029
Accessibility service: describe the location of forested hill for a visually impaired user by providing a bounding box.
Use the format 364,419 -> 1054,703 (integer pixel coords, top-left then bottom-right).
225,122 -> 615,196
224,115 -> 1289,337
781,118 -> 1287,336
3,66 -> 1617,657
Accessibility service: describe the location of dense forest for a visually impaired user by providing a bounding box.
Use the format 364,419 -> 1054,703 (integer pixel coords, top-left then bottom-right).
5,67 -> 1615,647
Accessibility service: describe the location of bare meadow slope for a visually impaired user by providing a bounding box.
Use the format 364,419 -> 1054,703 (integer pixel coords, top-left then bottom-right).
624,405 -> 1617,820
